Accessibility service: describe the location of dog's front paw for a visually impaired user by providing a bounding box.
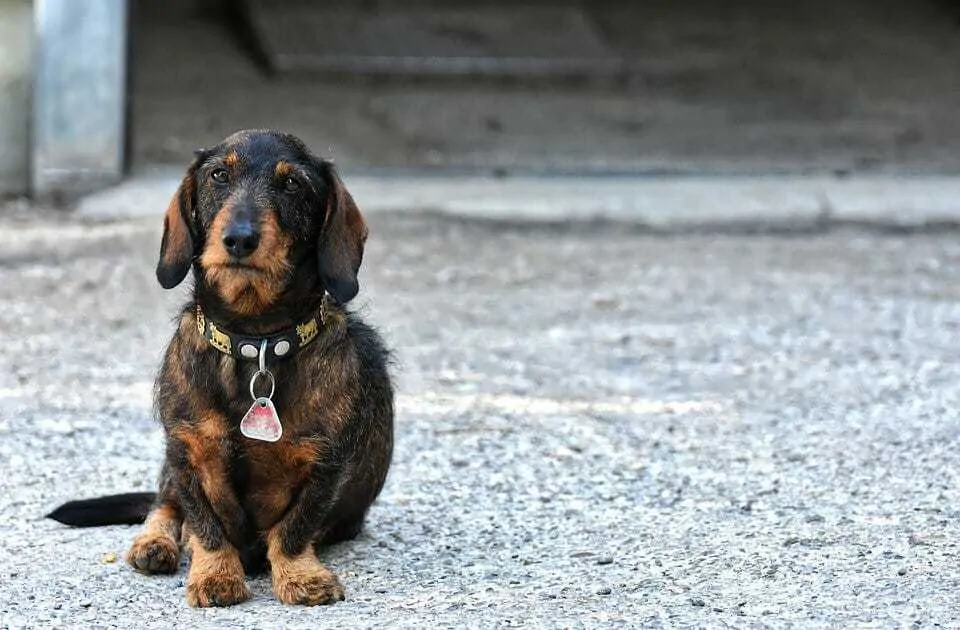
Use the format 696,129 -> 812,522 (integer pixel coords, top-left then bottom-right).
127,534 -> 180,575
273,564 -> 345,606
186,573 -> 251,607
184,538 -> 251,607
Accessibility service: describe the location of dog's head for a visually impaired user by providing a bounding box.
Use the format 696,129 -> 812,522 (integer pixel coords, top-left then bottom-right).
156,130 -> 368,314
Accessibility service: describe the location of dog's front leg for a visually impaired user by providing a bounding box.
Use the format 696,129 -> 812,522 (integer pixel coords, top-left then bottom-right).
127,463 -> 182,575
266,462 -> 346,605
168,416 -> 252,608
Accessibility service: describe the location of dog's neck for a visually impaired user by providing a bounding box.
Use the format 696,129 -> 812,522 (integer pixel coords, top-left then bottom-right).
193,292 -> 330,362
192,259 -> 331,335
195,291 -> 327,335
191,262 -> 335,358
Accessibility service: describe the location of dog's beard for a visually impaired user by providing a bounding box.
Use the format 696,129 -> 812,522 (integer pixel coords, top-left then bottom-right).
203,263 -> 289,317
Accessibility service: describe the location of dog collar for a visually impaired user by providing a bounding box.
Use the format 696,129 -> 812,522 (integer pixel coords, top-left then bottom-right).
195,303 -> 325,362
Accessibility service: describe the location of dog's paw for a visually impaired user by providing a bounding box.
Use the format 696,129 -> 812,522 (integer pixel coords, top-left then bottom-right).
126,534 -> 180,575
186,573 -> 251,608
273,565 -> 345,606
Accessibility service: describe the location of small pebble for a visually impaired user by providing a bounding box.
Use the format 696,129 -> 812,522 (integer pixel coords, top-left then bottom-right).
898,567 -> 908,576
101,552 -> 117,564
596,556 -> 614,566
691,597 -> 706,607
596,587 -> 612,595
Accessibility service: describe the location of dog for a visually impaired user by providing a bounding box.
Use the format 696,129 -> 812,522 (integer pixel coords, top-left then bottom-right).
47,129 -> 394,608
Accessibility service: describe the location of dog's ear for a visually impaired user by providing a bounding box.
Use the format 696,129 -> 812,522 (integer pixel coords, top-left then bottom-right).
156,153 -> 205,289
317,163 -> 368,303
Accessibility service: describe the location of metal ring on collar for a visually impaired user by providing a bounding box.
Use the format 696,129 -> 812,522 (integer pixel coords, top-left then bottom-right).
249,369 -> 276,401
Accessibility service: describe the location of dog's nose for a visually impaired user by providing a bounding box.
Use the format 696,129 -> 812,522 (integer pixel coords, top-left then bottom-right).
222,222 -> 260,259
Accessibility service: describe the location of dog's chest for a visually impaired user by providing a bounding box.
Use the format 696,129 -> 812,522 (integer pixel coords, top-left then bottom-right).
240,439 -> 318,529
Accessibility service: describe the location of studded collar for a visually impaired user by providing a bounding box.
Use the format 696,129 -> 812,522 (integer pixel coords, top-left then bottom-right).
195,301 -> 326,363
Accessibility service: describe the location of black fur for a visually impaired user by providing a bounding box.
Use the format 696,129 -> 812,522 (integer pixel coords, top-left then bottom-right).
47,493 -> 155,527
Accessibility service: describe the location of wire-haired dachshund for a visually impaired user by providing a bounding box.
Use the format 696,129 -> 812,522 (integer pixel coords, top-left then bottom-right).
48,129 -> 394,608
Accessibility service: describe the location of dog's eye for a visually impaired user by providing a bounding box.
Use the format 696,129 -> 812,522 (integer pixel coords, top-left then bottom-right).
210,168 -> 229,184
282,177 -> 301,194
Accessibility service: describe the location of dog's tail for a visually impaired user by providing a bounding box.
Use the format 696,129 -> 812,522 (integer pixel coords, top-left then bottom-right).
46,492 -> 156,527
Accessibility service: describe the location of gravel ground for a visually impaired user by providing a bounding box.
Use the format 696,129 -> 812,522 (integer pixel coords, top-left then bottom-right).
1,207 -> 959,628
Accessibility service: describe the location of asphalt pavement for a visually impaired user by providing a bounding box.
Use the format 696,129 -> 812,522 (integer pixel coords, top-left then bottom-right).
1,204 -> 959,628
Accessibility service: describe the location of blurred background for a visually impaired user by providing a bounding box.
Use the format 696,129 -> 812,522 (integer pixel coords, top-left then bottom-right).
4,0 -> 960,200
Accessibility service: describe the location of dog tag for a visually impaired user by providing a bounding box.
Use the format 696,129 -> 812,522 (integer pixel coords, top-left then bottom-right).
240,397 -> 283,442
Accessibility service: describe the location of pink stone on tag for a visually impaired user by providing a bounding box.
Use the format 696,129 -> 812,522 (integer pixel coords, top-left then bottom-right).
240,397 -> 283,442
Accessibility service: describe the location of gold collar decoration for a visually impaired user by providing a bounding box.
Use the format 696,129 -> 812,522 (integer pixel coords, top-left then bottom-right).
196,302 -> 325,363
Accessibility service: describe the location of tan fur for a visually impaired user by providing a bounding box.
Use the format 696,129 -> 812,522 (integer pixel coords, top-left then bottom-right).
201,209 -> 292,316
126,504 -> 182,574
266,529 -> 344,605
170,413 -> 241,531
245,439 -> 326,530
274,161 -> 293,178
185,535 -> 250,607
